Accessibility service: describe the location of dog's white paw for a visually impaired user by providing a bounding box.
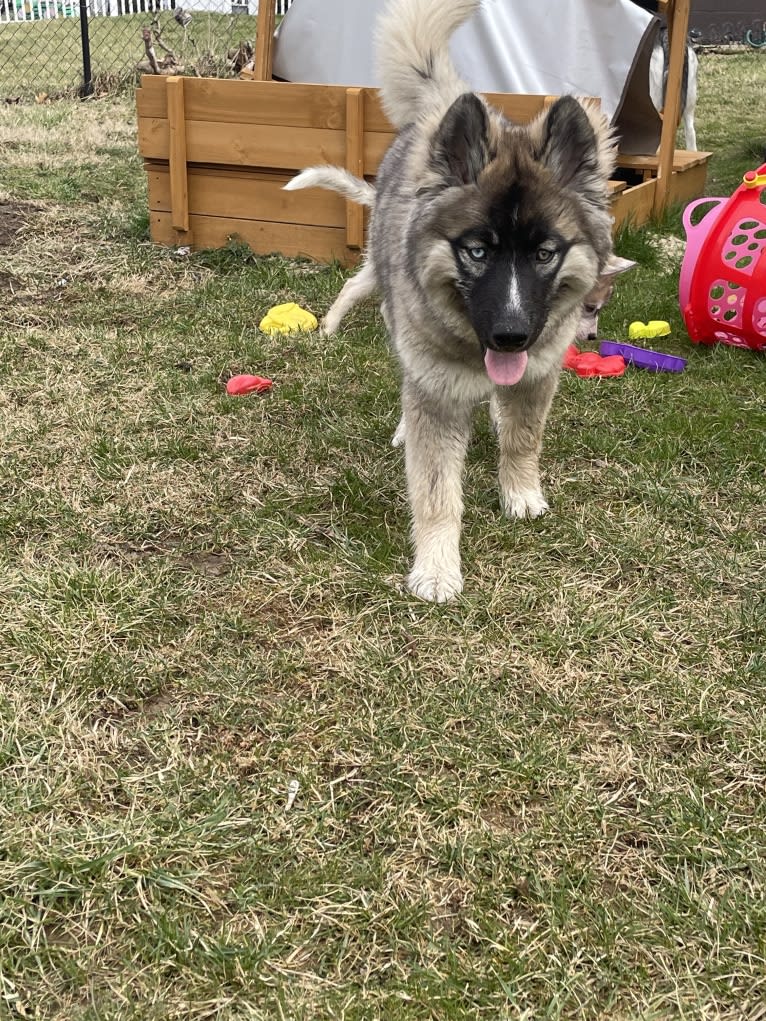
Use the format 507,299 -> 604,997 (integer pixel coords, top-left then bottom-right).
502,488 -> 549,520
407,564 -> 463,603
391,415 -> 406,448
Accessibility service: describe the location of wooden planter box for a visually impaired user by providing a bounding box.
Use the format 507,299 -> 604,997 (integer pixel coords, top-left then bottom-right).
136,0 -> 710,263
136,72 -> 711,265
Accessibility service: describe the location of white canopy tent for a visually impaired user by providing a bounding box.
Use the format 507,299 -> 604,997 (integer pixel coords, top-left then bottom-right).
272,0 -> 664,153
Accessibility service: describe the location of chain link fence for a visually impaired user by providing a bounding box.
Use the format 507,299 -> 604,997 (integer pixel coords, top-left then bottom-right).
0,0 -> 293,100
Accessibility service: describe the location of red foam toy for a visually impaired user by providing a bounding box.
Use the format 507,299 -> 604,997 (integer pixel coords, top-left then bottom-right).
226,374 -> 273,396
563,344 -> 626,378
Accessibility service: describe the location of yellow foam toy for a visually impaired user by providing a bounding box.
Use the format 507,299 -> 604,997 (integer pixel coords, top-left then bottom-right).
628,320 -> 671,340
259,302 -> 318,335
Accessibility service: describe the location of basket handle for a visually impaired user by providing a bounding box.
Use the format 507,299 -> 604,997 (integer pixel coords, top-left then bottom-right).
682,197 -> 726,239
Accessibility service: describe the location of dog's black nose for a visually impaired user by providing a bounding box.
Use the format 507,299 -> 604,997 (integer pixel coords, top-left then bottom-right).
588,331 -> 597,341
491,331 -> 528,352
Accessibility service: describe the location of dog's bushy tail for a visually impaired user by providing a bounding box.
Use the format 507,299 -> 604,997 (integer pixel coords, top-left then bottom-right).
375,0 -> 480,129
284,167 -> 376,206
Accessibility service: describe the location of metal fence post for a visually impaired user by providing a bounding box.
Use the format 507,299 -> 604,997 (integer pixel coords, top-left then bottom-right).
79,0 -> 93,97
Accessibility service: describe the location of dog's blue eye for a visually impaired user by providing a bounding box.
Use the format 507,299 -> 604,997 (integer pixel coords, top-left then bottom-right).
467,245 -> 487,261
536,247 -> 556,264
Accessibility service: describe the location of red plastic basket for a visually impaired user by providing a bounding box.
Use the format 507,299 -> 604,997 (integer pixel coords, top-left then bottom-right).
680,163 -> 766,352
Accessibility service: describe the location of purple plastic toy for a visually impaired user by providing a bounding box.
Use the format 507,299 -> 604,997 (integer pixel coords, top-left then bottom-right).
598,341 -> 687,373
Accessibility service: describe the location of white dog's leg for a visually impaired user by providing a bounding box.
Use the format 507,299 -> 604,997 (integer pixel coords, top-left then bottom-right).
322,261 -> 377,335
648,43 -> 664,116
683,48 -> 698,151
402,383 -> 470,603
682,109 -> 697,153
392,413 -> 406,447
492,375 -> 559,520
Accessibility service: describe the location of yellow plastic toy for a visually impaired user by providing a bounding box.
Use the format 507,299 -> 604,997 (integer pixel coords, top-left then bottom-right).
628,320 -> 671,340
259,302 -> 318,335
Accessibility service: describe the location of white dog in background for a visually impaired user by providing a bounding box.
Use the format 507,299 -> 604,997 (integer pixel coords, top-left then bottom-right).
649,25 -> 698,151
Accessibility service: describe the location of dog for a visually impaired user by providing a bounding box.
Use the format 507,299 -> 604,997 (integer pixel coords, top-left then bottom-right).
287,166 -> 636,343
576,255 -> 636,340
649,25 -> 698,151
287,0 -> 617,602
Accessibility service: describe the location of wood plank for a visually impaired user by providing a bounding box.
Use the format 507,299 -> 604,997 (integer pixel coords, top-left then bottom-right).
253,0 -> 275,81
345,88 -> 365,250
147,164 -> 347,228
665,0 -> 676,52
654,0 -> 690,213
139,116 -> 397,176
362,131 -> 396,174
610,178 -> 658,231
618,150 -> 712,172
483,92 -> 563,120
146,161 -> 649,222
667,160 -> 709,208
140,118 -> 347,170
136,76 -> 167,118
166,76 -> 190,236
138,79 -> 583,134
141,112 -> 626,182
138,115 -> 169,161
145,175 -> 692,258
137,78 -> 348,129
361,89 -> 566,132
149,211 -> 359,264
361,90 -> 387,134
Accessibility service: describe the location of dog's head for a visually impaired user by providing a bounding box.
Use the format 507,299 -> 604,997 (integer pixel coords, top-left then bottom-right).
576,255 -> 637,341
419,93 -> 617,384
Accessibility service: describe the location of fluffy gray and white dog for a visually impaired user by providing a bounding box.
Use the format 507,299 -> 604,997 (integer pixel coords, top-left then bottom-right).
286,166 -> 635,341
287,0 -> 618,602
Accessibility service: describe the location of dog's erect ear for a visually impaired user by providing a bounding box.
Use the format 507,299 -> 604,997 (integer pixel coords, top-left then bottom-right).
540,96 -> 605,198
601,255 -> 637,279
430,93 -> 491,186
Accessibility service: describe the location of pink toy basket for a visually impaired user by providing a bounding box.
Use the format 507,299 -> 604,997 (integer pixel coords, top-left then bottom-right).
680,163 -> 766,352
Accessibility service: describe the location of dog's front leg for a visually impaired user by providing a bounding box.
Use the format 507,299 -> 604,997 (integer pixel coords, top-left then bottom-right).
402,383 -> 470,603
493,374 -> 558,520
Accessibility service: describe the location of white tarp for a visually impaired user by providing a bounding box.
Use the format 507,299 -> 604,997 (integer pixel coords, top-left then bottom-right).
272,0 -> 662,153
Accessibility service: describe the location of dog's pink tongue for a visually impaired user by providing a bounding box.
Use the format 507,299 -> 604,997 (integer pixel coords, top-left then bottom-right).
484,348 -> 528,386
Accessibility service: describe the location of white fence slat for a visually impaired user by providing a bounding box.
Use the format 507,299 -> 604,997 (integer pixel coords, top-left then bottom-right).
0,0 -> 293,20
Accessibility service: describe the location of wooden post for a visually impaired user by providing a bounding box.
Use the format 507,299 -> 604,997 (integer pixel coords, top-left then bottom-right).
654,0 -> 690,215
166,75 -> 191,241
254,0 -> 276,82
345,88 -> 365,251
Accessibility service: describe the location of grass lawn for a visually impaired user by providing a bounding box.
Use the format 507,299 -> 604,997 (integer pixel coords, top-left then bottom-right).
0,50 -> 765,1020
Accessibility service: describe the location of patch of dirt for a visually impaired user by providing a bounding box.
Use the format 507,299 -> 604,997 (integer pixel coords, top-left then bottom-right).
427,874 -> 475,938
0,200 -> 40,248
180,551 -> 231,577
0,269 -> 21,292
139,691 -> 178,719
96,540 -> 232,578
480,799 -> 545,836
